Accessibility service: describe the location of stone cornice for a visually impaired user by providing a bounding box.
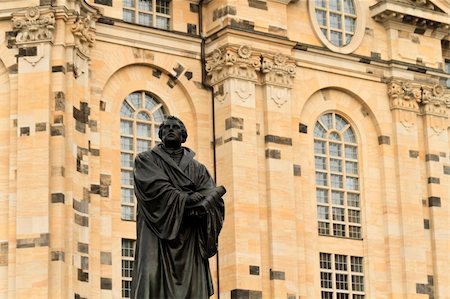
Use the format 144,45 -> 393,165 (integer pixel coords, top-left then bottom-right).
11,7 -> 55,45
261,52 -> 296,87
206,45 -> 261,85
387,79 -> 450,116
370,0 -> 449,35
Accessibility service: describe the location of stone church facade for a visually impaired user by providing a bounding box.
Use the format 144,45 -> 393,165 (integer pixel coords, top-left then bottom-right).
0,0 -> 448,298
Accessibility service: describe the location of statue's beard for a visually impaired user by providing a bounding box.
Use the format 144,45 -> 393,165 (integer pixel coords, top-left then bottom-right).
163,138 -> 181,149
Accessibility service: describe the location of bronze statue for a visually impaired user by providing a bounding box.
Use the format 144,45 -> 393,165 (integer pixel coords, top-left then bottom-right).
131,116 -> 225,299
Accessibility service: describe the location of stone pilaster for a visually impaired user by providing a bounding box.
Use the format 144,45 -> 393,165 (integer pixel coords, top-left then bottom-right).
261,52 -> 297,298
206,45 -> 263,297
11,6 -> 55,298
387,78 -> 450,298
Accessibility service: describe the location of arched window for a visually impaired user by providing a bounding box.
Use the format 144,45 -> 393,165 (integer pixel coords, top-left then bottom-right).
314,112 -> 361,239
120,91 -> 166,220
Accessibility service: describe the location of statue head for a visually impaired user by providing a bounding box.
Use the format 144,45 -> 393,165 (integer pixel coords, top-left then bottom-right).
158,116 -> 188,149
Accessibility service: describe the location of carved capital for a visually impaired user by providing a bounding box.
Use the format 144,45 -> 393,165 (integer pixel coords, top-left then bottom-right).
387,79 -> 450,116
12,7 -> 55,44
72,15 -> 95,56
261,53 -> 296,87
206,45 -> 261,85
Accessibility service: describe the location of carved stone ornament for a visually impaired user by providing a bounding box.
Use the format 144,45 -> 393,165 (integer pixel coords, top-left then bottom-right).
206,45 -> 261,85
261,53 -> 296,87
72,15 -> 95,56
387,79 -> 450,116
12,7 -> 55,44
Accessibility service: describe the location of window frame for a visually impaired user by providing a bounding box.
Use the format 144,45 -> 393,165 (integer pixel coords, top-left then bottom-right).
121,239 -> 136,298
123,0 -> 171,30
309,0 -> 365,54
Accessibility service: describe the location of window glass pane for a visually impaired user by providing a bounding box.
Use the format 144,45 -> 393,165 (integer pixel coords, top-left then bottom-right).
332,191 -> 344,205
332,207 -> 345,221
321,272 -> 333,288
128,93 -> 142,109
122,239 -> 135,256
321,28 -> 328,37
139,12 -> 152,26
346,177 -> 359,190
122,205 -> 134,220
331,174 -> 343,188
145,95 -> 158,110
121,137 -> 133,151
315,156 -> 327,170
337,294 -> 349,299
329,0 -> 341,11
345,34 -> 353,45
345,145 -> 357,159
137,111 -> 150,120
343,127 -> 355,143
330,31 -> 343,46
315,140 -> 326,154
335,254 -> 347,270
329,132 -> 341,141
137,139 -> 151,153
330,158 -> 342,172
322,291 -> 333,299
153,107 -> 165,123
329,143 -> 342,157
346,161 -> 358,174
138,0 -> 151,11
315,0 -> 326,8
156,16 -> 170,29
333,223 -> 346,236
123,9 -> 135,22
336,274 -> 348,290
335,114 -> 348,131
123,0 -> 135,8
121,101 -> 134,117
347,193 -> 360,207
330,13 -> 341,29
320,114 -> 333,130
122,260 -> 134,277
137,123 -> 151,137
314,122 -> 327,138
352,275 -> 364,291
156,0 -> 170,14
121,188 -> 134,204
351,256 -> 363,272
320,253 -> 332,269
344,0 -> 355,14
121,171 -> 134,185
318,206 -> 329,220
348,210 -> 360,223
316,10 -> 327,26
317,189 -> 329,203
345,17 -> 356,33
122,280 -> 132,298
316,172 -> 328,186
318,222 -> 330,235
349,225 -> 361,239
121,153 -> 134,168
121,120 -> 133,135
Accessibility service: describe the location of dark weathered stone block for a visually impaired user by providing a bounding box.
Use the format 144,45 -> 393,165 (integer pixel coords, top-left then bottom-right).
443,165 -> 450,175
152,69 -> 162,78
94,0 -> 112,6
51,251 -> 65,261
293,164 -> 301,177
100,185 -> 109,198
270,269 -> 285,280
35,122 -> 46,132
101,277 -> 112,290
248,0 -> 268,10
225,117 -> 244,130
78,242 -> 89,254
265,149 -> 281,159
20,127 -> 30,136
378,135 -> 390,145
213,5 -> 237,21
264,134 -> 292,146
424,219 -> 430,229
73,199 -> 89,214
425,154 -> 439,162
416,283 -> 428,294
172,63 -> 185,78
18,47 -> 37,57
52,65 -> 65,73
167,76 -> 177,88
51,193 -> 65,204
78,269 -> 89,282
184,71 -> 193,80
81,256 -> 89,270
249,265 -> 260,275
101,252 -> 112,265
409,150 -> 419,158
231,289 -> 262,299
54,115 -> 63,124
75,214 -> 89,227
100,174 -> 112,186
427,177 -> 440,184
91,184 -> 101,194
428,197 -> 441,207
50,125 -> 64,136
230,19 -> 255,31
299,123 -> 307,134
224,133 -> 243,143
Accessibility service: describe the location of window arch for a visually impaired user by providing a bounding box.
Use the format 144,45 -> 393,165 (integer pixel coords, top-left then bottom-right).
314,112 -> 362,240
120,91 -> 167,220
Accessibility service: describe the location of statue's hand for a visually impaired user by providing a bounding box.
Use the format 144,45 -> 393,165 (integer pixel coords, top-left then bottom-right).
186,192 -> 204,204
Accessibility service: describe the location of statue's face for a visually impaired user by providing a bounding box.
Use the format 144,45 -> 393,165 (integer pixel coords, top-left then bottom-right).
161,119 -> 183,148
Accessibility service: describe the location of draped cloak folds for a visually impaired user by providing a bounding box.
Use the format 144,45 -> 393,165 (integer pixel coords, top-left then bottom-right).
131,145 -> 225,299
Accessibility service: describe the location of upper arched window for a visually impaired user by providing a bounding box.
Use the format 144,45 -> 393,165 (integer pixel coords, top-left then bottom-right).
120,91 -> 166,221
314,112 -> 362,240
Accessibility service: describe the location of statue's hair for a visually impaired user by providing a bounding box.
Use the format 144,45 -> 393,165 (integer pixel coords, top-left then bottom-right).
158,115 -> 188,143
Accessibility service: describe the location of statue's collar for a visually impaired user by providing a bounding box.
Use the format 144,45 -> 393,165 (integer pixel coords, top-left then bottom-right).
153,144 -> 195,171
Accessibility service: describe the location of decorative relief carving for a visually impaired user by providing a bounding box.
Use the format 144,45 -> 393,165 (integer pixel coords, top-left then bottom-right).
72,15 -> 95,56
387,79 -> 450,116
267,85 -> 289,108
261,53 -> 296,87
235,81 -> 253,102
12,7 -> 55,44
206,45 -> 261,85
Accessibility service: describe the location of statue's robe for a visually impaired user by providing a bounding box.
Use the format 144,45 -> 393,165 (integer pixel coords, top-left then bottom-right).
131,145 -> 225,299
